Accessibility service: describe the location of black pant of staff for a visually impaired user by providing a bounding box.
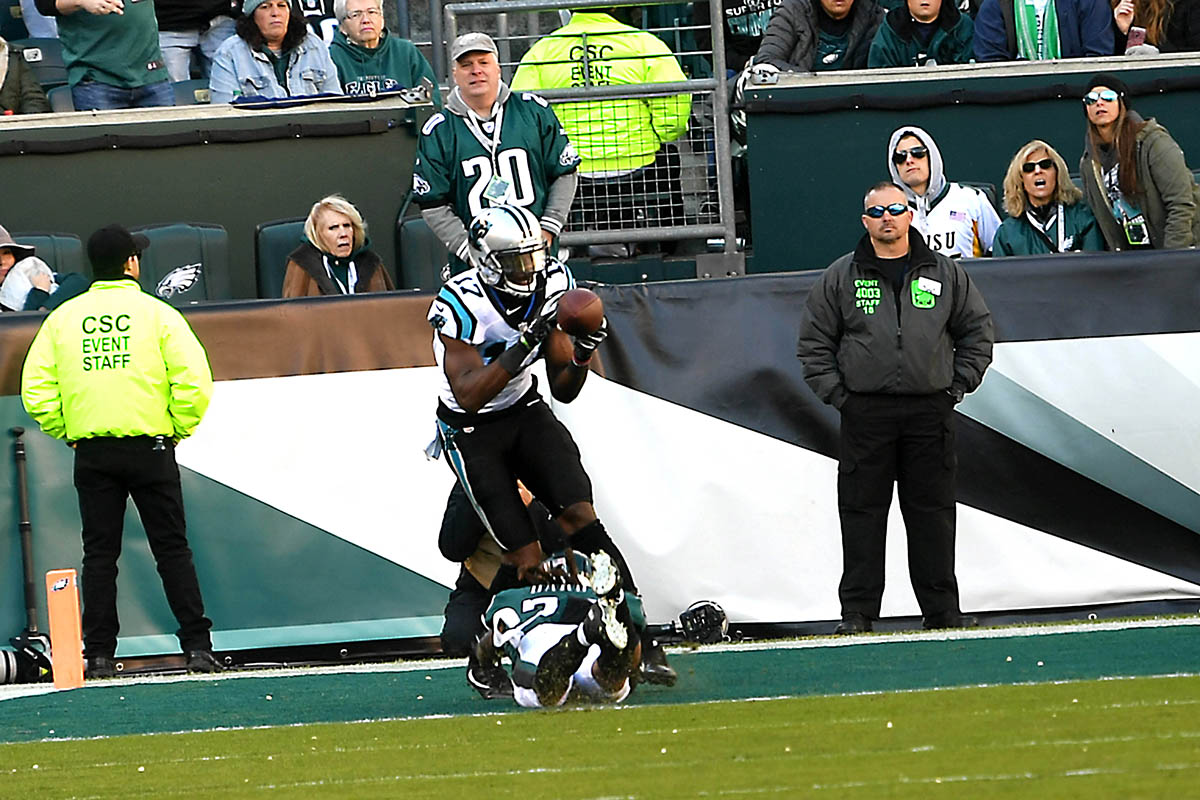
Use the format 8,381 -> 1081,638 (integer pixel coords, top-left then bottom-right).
836,393 -> 962,620
72,436 -> 213,660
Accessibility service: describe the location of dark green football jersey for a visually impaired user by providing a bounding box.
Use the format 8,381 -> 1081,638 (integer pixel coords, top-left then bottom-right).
411,90 -> 580,231
486,584 -> 595,687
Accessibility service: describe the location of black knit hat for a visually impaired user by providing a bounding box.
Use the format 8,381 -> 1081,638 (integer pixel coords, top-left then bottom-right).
87,224 -> 150,278
1084,73 -> 1132,108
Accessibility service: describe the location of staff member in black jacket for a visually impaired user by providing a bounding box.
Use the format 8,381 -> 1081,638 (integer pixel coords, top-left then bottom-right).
796,181 -> 993,635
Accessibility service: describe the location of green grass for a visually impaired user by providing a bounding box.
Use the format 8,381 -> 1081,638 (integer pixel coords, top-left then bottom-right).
4,675 -> 1200,799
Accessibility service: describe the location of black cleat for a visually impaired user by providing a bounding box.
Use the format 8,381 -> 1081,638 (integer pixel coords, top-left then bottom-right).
86,655 -> 116,679
466,656 -> 513,700
922,613 -> 979,630
834,612 -> 873,635
186,650 -> 224,674
637,634 -> 677,687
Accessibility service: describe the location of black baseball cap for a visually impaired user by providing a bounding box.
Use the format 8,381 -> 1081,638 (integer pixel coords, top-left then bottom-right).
87,224 -> 150,277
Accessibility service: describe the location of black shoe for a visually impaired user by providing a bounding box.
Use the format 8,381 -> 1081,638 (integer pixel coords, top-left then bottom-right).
86,655 -> 116,679
466,655 -> 513,700
186,650 -> 224,673
834,612 -> 873,635
922,612 -> 979,630
637,634 -> 677,687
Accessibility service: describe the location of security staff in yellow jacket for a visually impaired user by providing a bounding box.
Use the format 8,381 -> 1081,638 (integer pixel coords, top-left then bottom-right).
21,224 -> 221,679
512,9 -> 692,235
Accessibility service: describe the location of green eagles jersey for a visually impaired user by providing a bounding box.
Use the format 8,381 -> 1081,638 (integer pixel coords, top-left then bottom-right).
412,91 -> 580,228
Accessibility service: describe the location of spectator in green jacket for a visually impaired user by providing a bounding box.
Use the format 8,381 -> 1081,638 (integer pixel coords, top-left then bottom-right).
329,0 -> 440,105
867,0 -> 975,67
0,37 -> 51,114
511,8 -> 691,240
993,139 -> 1105,256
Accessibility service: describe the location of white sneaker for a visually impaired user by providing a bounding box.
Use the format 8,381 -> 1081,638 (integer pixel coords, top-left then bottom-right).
589,551 -> 621,599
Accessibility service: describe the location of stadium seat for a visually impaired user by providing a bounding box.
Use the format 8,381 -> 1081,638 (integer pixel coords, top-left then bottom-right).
129,222 -> 232,306
11,231 -> 85,276
963,181 -> 999,212
394,193 -> 447,291
13,38 -> 67,89
0,3 -> 28,42
46,85 -> 73,113
254,217 -> 306,298
173,79 -> 211,106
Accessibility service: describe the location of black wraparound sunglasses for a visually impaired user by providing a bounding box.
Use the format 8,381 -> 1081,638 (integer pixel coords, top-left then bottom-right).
865,203 -> 909,218
1021,158 -> 1055,173
892,146 -> 929,164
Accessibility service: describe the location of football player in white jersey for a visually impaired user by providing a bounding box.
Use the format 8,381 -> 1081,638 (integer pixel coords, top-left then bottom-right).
427,205 -> 677,692
887,125 -> 1002,259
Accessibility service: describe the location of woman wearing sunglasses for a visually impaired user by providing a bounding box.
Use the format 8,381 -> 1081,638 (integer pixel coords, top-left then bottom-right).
993,140 -> 1104,256
1078,73 -> 1200,251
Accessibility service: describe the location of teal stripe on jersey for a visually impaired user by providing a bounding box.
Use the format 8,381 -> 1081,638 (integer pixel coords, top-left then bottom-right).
437,287 -> 476,341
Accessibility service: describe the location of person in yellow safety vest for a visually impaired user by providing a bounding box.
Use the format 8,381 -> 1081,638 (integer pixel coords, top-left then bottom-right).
512,8 -> 692,242
20,224 -> 221,680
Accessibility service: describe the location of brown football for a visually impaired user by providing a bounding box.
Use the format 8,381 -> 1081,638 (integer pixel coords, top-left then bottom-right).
556,288 -> 604,337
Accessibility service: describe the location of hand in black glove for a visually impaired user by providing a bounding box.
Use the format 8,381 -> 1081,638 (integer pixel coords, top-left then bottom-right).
572,316 -> 608,365
520,304 -> 559,351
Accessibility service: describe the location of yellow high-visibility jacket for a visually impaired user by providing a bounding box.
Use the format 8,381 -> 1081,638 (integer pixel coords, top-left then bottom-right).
512,12 -> 691,174
21,279 -> 213,442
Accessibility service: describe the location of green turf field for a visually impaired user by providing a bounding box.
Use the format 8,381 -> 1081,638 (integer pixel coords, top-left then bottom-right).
3,619 -> 1199,798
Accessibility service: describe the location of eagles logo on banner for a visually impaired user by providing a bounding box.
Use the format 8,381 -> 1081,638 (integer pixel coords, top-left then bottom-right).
156,263 -> 203,299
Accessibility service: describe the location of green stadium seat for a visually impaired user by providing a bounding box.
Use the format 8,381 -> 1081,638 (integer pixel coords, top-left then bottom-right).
129,222 -> 232,306
172,79 -> 211,106
394,192 -> 446,291
254,217 -> 306,298
13,38 -> 67,89
46,84 -> 73,113
11,231 -> 84,276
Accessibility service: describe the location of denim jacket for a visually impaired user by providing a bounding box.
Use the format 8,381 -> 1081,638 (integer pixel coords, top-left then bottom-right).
209,32 -> 342,104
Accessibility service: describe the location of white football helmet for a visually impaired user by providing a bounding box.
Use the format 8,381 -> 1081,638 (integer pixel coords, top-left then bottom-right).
467,205 -> 547,295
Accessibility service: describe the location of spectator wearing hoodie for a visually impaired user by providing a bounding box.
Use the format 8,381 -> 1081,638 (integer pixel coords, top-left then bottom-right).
868,0 -> 975,66
973,0 -> 1113,61
329,0 -> 439,104
1078,73 -> 1200,250
887,125 -> 1001,257
756,0 -> 886,71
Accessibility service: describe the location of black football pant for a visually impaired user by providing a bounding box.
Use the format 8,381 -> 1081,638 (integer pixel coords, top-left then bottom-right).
74,436 -> 213,659
836,393 -> 961,619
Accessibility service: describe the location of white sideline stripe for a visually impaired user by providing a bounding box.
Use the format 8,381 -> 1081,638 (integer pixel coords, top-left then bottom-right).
2,616 -> 1195,703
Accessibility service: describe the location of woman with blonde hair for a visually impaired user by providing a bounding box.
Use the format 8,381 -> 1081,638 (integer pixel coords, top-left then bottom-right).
993,140 -> 1104,256
282,194 -> 395,296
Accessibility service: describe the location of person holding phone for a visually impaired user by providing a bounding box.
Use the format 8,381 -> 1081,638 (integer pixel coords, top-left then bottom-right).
1111,0 -> 1200,53
1078,73 -> 1200,251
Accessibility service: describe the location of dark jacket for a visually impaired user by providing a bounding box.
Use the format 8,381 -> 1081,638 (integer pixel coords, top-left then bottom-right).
756,0 -> 885,70
973,0 -> 1113,61
796,229 -> 993,408
0,40 -> 51,114
281,240 -> 394,297
1079,116 -> 1200,250
867,2 -> 975,67
696,0 -> 785,72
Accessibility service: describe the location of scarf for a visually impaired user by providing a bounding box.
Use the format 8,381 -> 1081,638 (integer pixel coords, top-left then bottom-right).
1015,0 -> 1061,60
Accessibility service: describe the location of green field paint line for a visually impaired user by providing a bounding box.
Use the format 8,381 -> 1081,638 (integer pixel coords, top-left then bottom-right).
1,623 -> 1198,744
